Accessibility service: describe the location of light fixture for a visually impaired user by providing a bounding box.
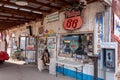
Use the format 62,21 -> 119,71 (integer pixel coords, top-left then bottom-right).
15,0 -> 28,6
79,0 -> 87,5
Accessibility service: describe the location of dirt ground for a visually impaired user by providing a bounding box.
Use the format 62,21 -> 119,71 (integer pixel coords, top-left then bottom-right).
0,60 -> 74,80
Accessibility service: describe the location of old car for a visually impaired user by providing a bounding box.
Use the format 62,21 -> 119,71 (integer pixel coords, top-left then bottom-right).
0,51 -> 9,63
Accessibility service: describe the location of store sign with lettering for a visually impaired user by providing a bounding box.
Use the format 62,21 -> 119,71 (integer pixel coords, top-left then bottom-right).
95,13 -> 104,54
46,12 -> 59,23
64,11 -> 82,30
114,14 -> 120,42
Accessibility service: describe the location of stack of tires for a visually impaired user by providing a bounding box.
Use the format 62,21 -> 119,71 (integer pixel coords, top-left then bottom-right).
0,51 -> 9,64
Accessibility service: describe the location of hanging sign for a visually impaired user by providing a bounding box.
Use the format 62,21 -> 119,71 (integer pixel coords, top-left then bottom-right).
64,10 -> 82,30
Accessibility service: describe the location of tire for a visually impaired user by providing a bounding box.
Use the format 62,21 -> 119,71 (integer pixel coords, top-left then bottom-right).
0,60 -> 4,64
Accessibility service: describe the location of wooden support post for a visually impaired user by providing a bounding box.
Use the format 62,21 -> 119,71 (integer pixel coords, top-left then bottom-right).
89,56 -> 98,80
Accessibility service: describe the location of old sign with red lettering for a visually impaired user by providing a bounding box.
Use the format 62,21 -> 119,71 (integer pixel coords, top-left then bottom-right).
64,11 -> 82,30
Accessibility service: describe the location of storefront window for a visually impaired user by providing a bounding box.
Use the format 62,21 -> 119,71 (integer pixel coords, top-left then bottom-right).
58,33 -> 93,59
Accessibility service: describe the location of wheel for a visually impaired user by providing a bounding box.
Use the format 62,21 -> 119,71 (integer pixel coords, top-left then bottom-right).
0,60 -> 4,64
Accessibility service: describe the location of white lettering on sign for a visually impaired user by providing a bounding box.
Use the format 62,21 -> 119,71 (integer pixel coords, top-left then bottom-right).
65,11 -> 80,18
46,12 -> 59,23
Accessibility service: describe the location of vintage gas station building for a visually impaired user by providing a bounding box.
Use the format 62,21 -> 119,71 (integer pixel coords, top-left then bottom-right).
0,0 -> 120,80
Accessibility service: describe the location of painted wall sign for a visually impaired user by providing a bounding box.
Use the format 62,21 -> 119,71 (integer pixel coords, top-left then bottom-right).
95,13 -> 104,54
64,11 -> 82,30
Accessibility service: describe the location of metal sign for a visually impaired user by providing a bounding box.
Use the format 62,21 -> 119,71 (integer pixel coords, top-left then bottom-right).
64,10 -> 82,31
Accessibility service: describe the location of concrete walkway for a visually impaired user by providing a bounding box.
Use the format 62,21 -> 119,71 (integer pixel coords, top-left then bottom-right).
0,60 -> 74,80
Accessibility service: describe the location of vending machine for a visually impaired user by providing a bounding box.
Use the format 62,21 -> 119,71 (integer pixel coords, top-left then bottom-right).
101,42 -> 118,80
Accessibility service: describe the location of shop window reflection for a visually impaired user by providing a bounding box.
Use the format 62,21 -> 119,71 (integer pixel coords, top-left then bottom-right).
58,33 -> 93,59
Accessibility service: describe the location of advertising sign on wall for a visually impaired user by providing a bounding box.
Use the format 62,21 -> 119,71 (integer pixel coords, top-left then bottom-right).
64,10 -> 82,31
96,13 -> 104,54
46,12 -> 59,23
113,0 -> 120,42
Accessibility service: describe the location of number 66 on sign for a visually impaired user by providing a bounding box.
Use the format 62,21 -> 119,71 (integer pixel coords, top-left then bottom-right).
64,16 -> 82,31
